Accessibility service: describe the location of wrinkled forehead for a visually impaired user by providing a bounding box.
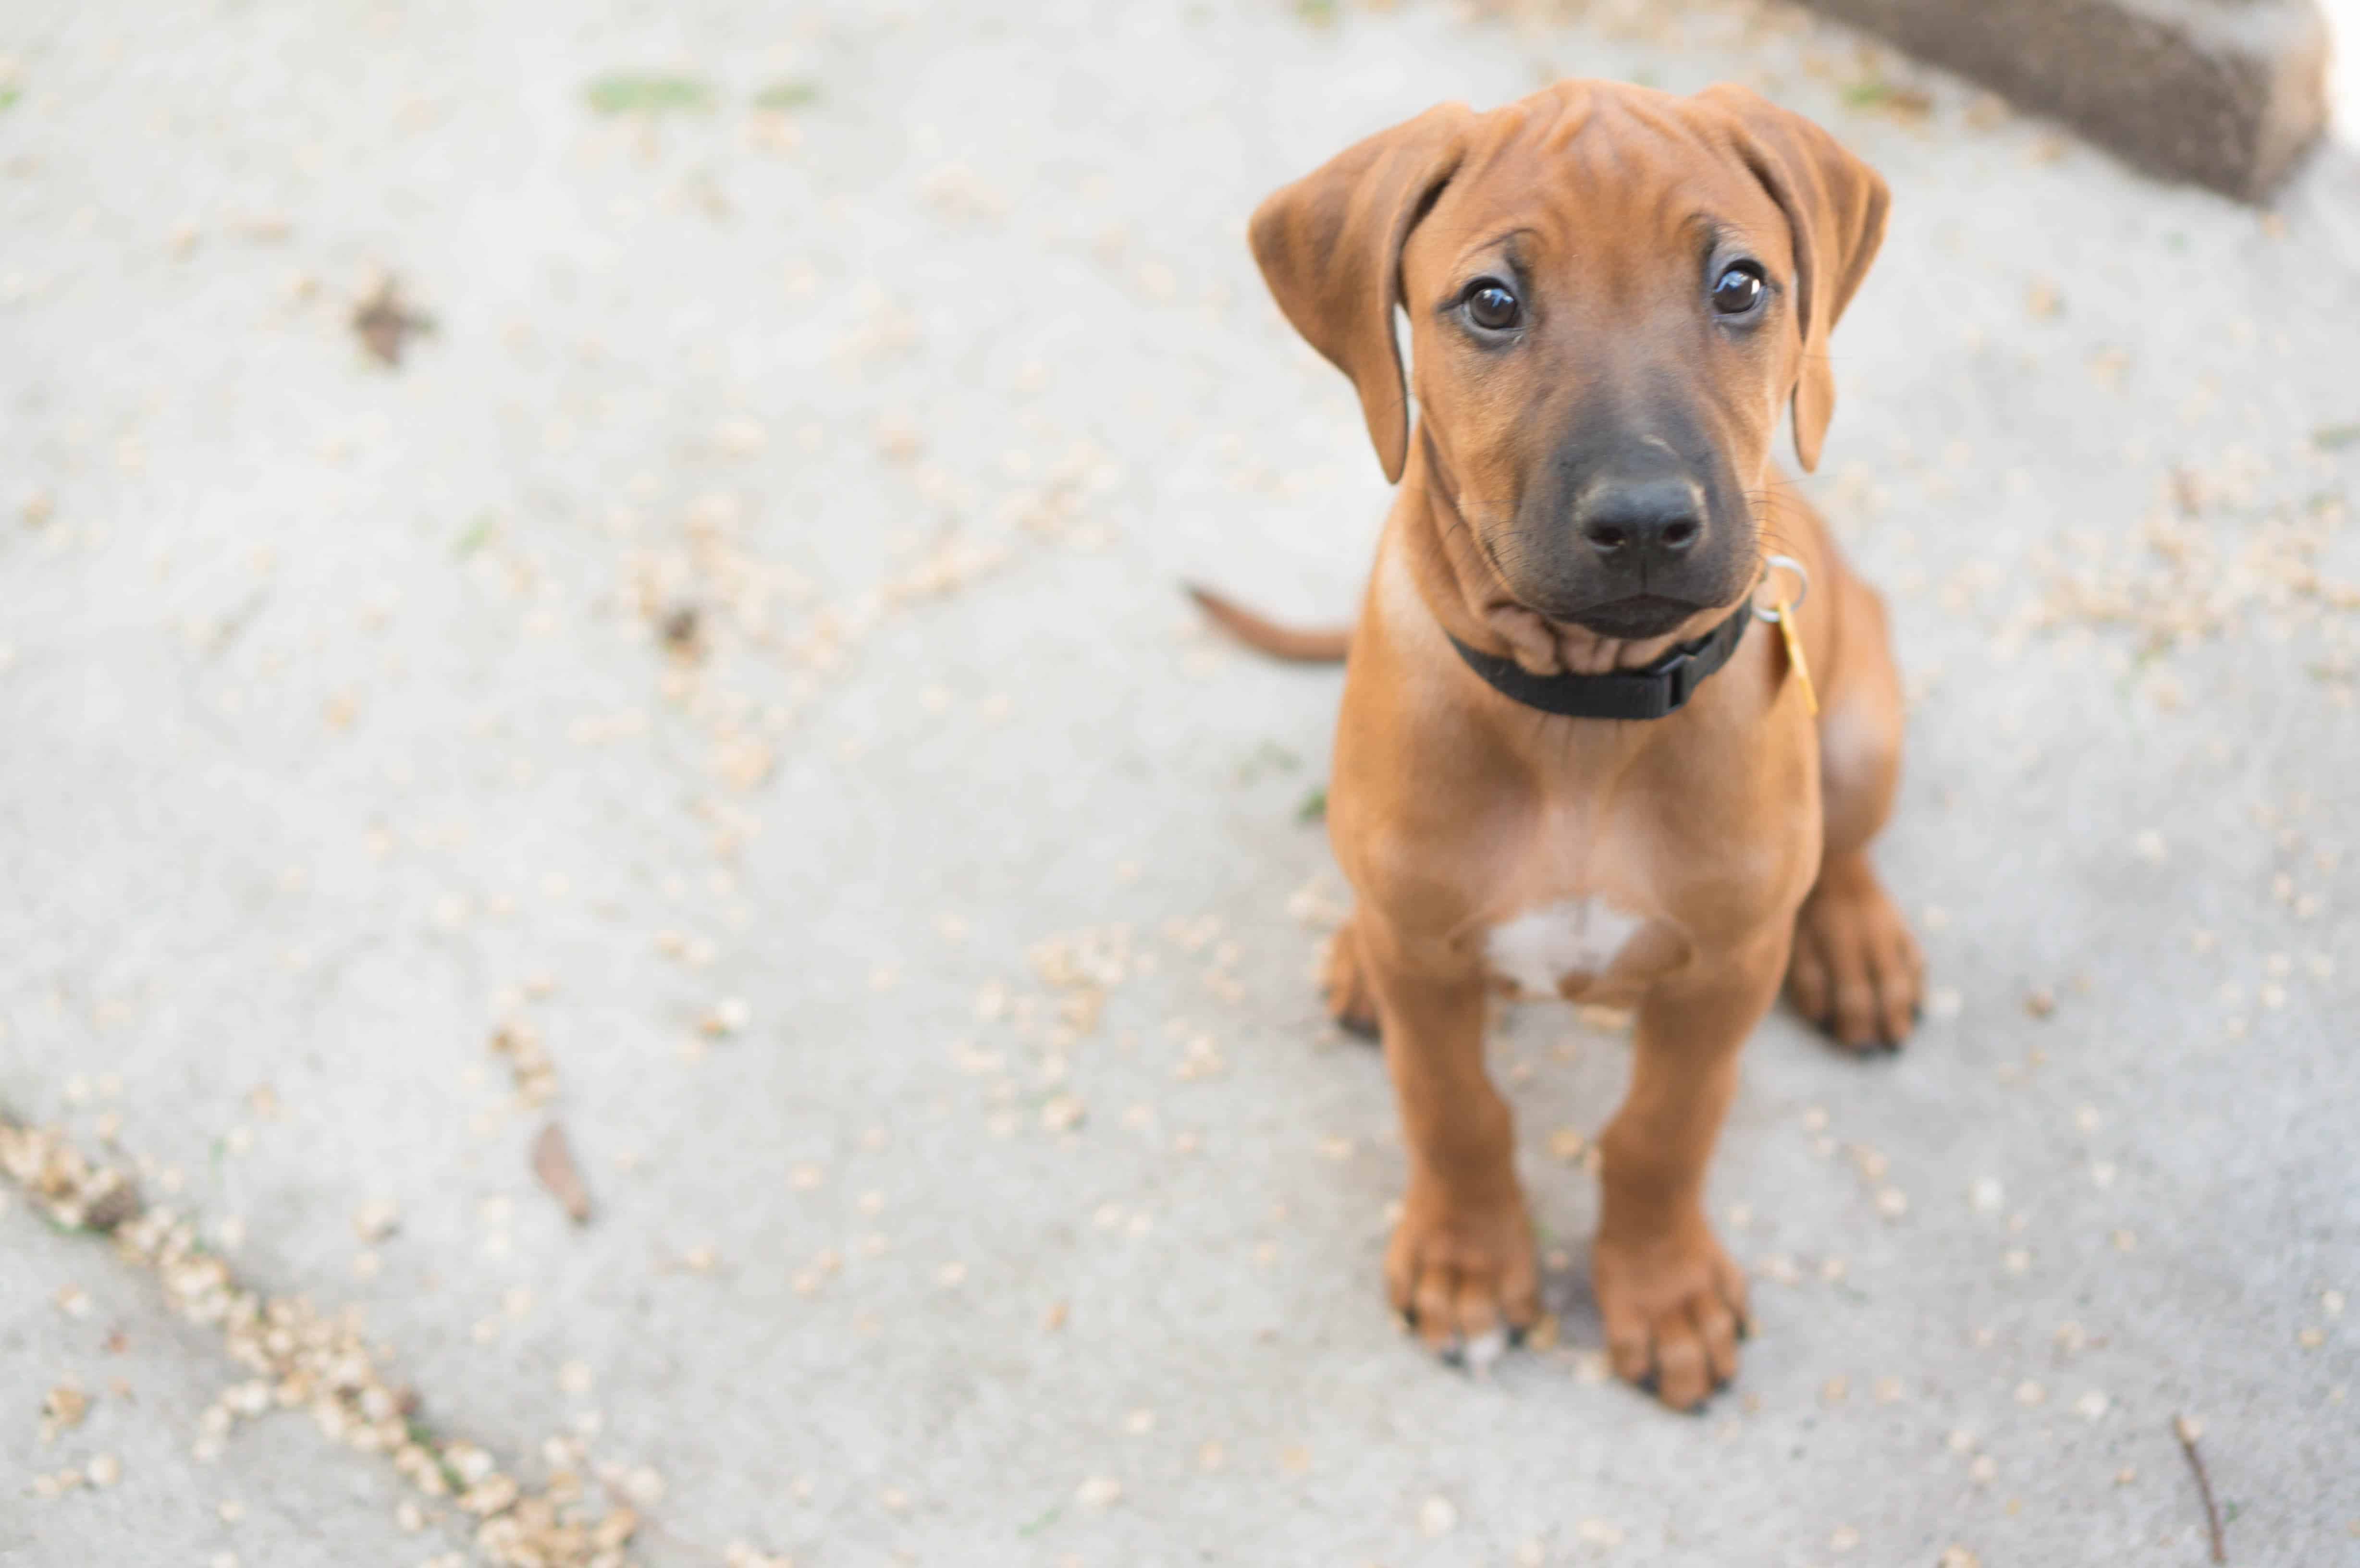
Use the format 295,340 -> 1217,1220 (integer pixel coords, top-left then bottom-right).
1406,86 -> 1792,297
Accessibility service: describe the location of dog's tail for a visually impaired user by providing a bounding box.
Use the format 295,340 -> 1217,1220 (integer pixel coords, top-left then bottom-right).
1184,584 -> 1352,664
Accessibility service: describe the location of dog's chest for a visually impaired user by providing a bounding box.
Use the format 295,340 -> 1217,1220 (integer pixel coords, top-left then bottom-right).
1484,896 -> 1645,999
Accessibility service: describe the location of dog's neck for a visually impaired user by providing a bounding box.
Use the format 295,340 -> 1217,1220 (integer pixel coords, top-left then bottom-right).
1404,427 -> 1736,678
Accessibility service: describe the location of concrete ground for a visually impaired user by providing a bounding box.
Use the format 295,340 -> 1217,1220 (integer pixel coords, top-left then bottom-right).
3,1 -> 2357,1565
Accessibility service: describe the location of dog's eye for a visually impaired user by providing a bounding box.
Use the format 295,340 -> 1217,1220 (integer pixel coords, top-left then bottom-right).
1710,263 -> 1766,316
1463,281 -> 1521,332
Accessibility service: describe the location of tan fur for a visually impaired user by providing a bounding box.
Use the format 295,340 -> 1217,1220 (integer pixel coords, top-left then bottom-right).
1209,80 -> 1922,1409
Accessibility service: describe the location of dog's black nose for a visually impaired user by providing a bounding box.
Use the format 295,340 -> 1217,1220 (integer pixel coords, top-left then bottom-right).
1576,476 -> 1706,560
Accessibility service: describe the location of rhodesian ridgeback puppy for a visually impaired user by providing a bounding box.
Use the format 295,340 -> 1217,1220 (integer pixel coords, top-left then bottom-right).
1195,80 -> 1920,1409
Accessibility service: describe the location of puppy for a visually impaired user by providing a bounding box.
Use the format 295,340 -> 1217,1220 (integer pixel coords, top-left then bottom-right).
1198,81 -> 1919,1409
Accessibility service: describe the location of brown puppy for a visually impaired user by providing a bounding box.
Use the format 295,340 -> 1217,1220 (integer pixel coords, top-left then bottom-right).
1205,81 -> 1921,1409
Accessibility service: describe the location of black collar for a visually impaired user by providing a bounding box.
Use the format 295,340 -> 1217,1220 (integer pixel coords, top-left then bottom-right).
1446,603 -> 1751,721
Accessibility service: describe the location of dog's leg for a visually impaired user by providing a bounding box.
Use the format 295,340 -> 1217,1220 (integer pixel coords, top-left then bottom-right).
1592,941 -> 1781,1410
1361,919 -> 1539,1364
1787,568 -> 1924,1051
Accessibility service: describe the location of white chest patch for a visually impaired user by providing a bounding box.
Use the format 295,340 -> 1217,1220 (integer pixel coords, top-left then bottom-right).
1485,898 -> 1644,997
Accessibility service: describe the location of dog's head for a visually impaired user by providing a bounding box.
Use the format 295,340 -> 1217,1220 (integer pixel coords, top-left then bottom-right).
1251,82 -> 1886,642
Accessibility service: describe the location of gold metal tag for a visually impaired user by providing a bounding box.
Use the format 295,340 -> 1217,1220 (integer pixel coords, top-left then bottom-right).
1775,595 -> 1818,716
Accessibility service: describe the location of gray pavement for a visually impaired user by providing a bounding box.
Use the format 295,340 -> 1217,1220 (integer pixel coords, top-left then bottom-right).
3,2 -> 2358,1565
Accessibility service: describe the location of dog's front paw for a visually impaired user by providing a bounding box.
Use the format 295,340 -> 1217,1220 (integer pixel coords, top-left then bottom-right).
1385,1186 -> 1539,1369
1789,854 -> 1924,1052
1592,1222 -> 1749,1412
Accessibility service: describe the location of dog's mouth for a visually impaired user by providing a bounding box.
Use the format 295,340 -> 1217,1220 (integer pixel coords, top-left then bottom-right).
1556,594 -> 1706,640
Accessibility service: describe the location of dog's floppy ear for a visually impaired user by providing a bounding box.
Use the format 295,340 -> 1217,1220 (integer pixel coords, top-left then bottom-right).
1249,104 -> 1476,484
1699,86 -> 1888,472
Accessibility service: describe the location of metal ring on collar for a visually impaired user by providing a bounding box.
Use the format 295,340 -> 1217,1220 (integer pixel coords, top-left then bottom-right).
1753,553 -> 1810,623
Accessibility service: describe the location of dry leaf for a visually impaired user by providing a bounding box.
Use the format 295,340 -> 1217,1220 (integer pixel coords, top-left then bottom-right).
351,275 -> 434,367
531,1121 -> 593,1224
660,603 -> 703,660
